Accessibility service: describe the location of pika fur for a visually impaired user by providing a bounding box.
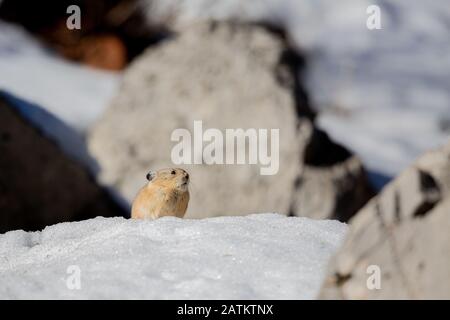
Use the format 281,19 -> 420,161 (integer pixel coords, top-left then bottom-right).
131,168 -> 190,220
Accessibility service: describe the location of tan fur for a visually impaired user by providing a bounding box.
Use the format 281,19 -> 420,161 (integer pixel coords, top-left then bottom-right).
131,168 -> 190,220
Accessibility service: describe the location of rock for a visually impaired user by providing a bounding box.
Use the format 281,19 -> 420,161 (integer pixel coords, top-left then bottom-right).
81,34 -> 127,71
291,127 -> 374,221
0,0 -> 169,70
319,141 -> 450,299
89,21 -> 373,220
0,92 -> 126,234
88,21 -> 305,218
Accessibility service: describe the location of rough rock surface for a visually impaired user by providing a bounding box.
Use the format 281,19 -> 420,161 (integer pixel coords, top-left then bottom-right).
89,21 -> 372,220
319,140 -> 450,299
88,21 -> 304,218
291,126 -> 374,221
0,94 -> 126,234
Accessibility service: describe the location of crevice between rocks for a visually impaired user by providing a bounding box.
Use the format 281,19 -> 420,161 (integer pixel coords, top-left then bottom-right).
264,23 -> 376,221
414,169 -> 441,218
374,201 -> 417,299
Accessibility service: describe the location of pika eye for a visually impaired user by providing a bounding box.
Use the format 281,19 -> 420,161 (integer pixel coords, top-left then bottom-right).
171,170 -> 176,175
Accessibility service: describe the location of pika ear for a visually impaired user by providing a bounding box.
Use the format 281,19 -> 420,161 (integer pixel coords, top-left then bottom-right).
146,171 -> 155,181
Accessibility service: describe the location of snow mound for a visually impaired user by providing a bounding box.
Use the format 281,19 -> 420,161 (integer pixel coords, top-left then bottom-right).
0,214 -> 346,299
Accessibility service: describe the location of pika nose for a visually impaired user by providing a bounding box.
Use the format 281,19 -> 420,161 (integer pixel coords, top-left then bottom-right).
185,173 -> 189,180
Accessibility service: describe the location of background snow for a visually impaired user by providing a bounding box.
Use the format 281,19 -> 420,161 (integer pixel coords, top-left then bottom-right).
0,20 -> 120,133
306,0 -> 450,176
142,0 -> 450,178
0,214 -> 347,299
0,0 -> 449,181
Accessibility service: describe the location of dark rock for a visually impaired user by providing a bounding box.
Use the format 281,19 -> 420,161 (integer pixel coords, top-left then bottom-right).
291,127 -> 375,221
0,93 -> 126,233
0,0 -> 170,69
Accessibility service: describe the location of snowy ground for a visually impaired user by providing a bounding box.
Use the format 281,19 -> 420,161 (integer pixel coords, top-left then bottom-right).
0,214 -> 346,299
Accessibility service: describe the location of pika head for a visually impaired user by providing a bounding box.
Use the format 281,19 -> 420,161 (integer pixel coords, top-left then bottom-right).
146,168 -> 190,192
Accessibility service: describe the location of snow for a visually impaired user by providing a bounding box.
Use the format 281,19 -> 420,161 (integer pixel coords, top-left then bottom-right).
1,0 -> 449,182
143,0 -> 450,179
305,0 -> 450,176
0,214 -> 347,299
0,20 -> 120,133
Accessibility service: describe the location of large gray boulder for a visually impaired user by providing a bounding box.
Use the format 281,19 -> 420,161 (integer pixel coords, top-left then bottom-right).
89,21 -> 303,218
88,21 -> 372,220
320,140 -> 450,299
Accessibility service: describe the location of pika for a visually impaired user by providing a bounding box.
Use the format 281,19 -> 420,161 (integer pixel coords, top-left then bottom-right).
131,168 -> 190,220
